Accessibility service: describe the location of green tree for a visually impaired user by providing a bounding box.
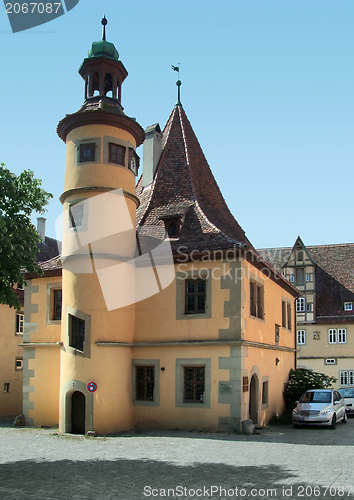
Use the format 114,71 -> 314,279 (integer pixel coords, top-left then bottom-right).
0,163 -> 53,309
283,368 -> 337,412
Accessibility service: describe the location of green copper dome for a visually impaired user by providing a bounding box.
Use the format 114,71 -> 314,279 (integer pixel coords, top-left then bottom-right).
88,40 -> 119,60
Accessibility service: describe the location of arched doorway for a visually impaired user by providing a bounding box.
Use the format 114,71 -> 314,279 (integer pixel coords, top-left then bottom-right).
71,391 -> 86,434
249,374 -> 258,425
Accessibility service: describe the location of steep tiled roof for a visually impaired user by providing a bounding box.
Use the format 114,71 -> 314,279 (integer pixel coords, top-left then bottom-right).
36,236 -> 61,262
38,255 -> 62,272
258,243 -> 354,321
136,105 -> 252,253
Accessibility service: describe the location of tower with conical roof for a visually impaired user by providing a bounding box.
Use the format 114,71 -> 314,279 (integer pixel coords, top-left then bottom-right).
57,18 -> 144,435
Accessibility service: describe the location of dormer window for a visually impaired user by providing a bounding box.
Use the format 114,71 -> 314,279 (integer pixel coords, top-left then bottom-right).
344,302 -> 353,311
168,223 -> 177,238
160,216 -> 183,239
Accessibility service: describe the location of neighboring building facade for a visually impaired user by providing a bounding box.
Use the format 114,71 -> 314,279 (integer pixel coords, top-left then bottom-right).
21,21 -> 299,435
259,237 -> 354,388
0,288 -> 24,418
0,218 -> 59,418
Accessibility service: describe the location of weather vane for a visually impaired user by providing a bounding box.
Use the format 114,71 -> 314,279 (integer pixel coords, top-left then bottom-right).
101,14 -> 107,41
171,64 -> 182,106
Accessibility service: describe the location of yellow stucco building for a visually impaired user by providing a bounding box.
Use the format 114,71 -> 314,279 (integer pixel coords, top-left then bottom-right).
22,20 -> 299,435
0,297 -> 24,418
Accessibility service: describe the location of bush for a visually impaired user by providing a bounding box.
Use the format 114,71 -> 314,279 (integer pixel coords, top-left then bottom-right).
268,410 -> 293,426
283,368 -> 337,412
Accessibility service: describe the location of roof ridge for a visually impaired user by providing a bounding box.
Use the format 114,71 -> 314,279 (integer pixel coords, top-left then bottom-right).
178,106 -> 196,202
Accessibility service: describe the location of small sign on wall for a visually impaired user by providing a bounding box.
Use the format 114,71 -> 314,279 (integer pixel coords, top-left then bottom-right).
219,382 -> 232,394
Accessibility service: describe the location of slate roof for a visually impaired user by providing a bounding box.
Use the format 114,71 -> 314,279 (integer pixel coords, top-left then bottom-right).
23,237 -> 61,278
136,105 -> 253,254
36,236 -> 61,263
258,243 -> 354,322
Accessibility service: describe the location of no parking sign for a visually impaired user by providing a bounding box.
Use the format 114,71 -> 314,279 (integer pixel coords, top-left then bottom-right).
87,381 -> 97,393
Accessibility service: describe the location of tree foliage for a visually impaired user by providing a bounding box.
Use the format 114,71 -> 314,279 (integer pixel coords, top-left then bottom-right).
0,163 -> 53,309
283,368 -> 337,411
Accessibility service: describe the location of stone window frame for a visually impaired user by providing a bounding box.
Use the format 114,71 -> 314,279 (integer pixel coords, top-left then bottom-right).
69,314 -> 85,352
74,138 -> 101,166
103,135 -> 134,170
65,306 -> 91,358
108,142 -> 125,166
261,376 -> 269,409
287,301 -> 292,330
175,358 -> 211,409
249,277 -> 264,321
176,270 -> 212,320
132,359 -> 160,407
281,297 -> 292,331
66,198 -> 89,235
281,300 -> 286,328
46,282 -> 62,325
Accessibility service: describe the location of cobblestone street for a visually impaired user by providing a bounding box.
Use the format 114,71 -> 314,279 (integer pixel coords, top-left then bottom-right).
0,419 -> 353,500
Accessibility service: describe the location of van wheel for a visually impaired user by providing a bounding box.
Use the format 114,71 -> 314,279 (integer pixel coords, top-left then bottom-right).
342,411 -> 348,424
330,415 -> 336,429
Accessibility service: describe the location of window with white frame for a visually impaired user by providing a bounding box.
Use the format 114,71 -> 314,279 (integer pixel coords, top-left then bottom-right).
290,275 -> 294,283
16,314 -> 24,335
344,302 -> 353,311
328,328 -> 347,344
325,358 -> 336,365
296,298 -> 305,313
306,303 -> 312,312
306,274 -> 310,282
339,370 -> 354,387
338,328 -> 347,343
328,329 -> 337,344
297,330 -> 306,345
15,358 -> 23,371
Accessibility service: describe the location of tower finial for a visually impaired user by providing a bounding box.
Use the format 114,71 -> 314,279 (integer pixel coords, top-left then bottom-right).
101,14 -> 107,41
171,64 -> 182,106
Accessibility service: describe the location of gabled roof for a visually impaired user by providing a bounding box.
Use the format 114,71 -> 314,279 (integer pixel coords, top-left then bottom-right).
258,242 -> 354,321
136,105 -> 252,253
283,235 -> 316,267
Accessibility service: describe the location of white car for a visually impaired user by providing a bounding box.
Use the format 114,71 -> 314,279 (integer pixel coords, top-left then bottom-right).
292,389 -> 347,428
338,388 -> 354,415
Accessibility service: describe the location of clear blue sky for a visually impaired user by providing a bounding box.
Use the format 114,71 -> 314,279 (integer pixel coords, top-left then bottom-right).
1,0 -> 353,249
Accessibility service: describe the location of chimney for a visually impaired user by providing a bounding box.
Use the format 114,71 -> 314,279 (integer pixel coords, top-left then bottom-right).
143,124 -> 162,187
37,217 -> 46,243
